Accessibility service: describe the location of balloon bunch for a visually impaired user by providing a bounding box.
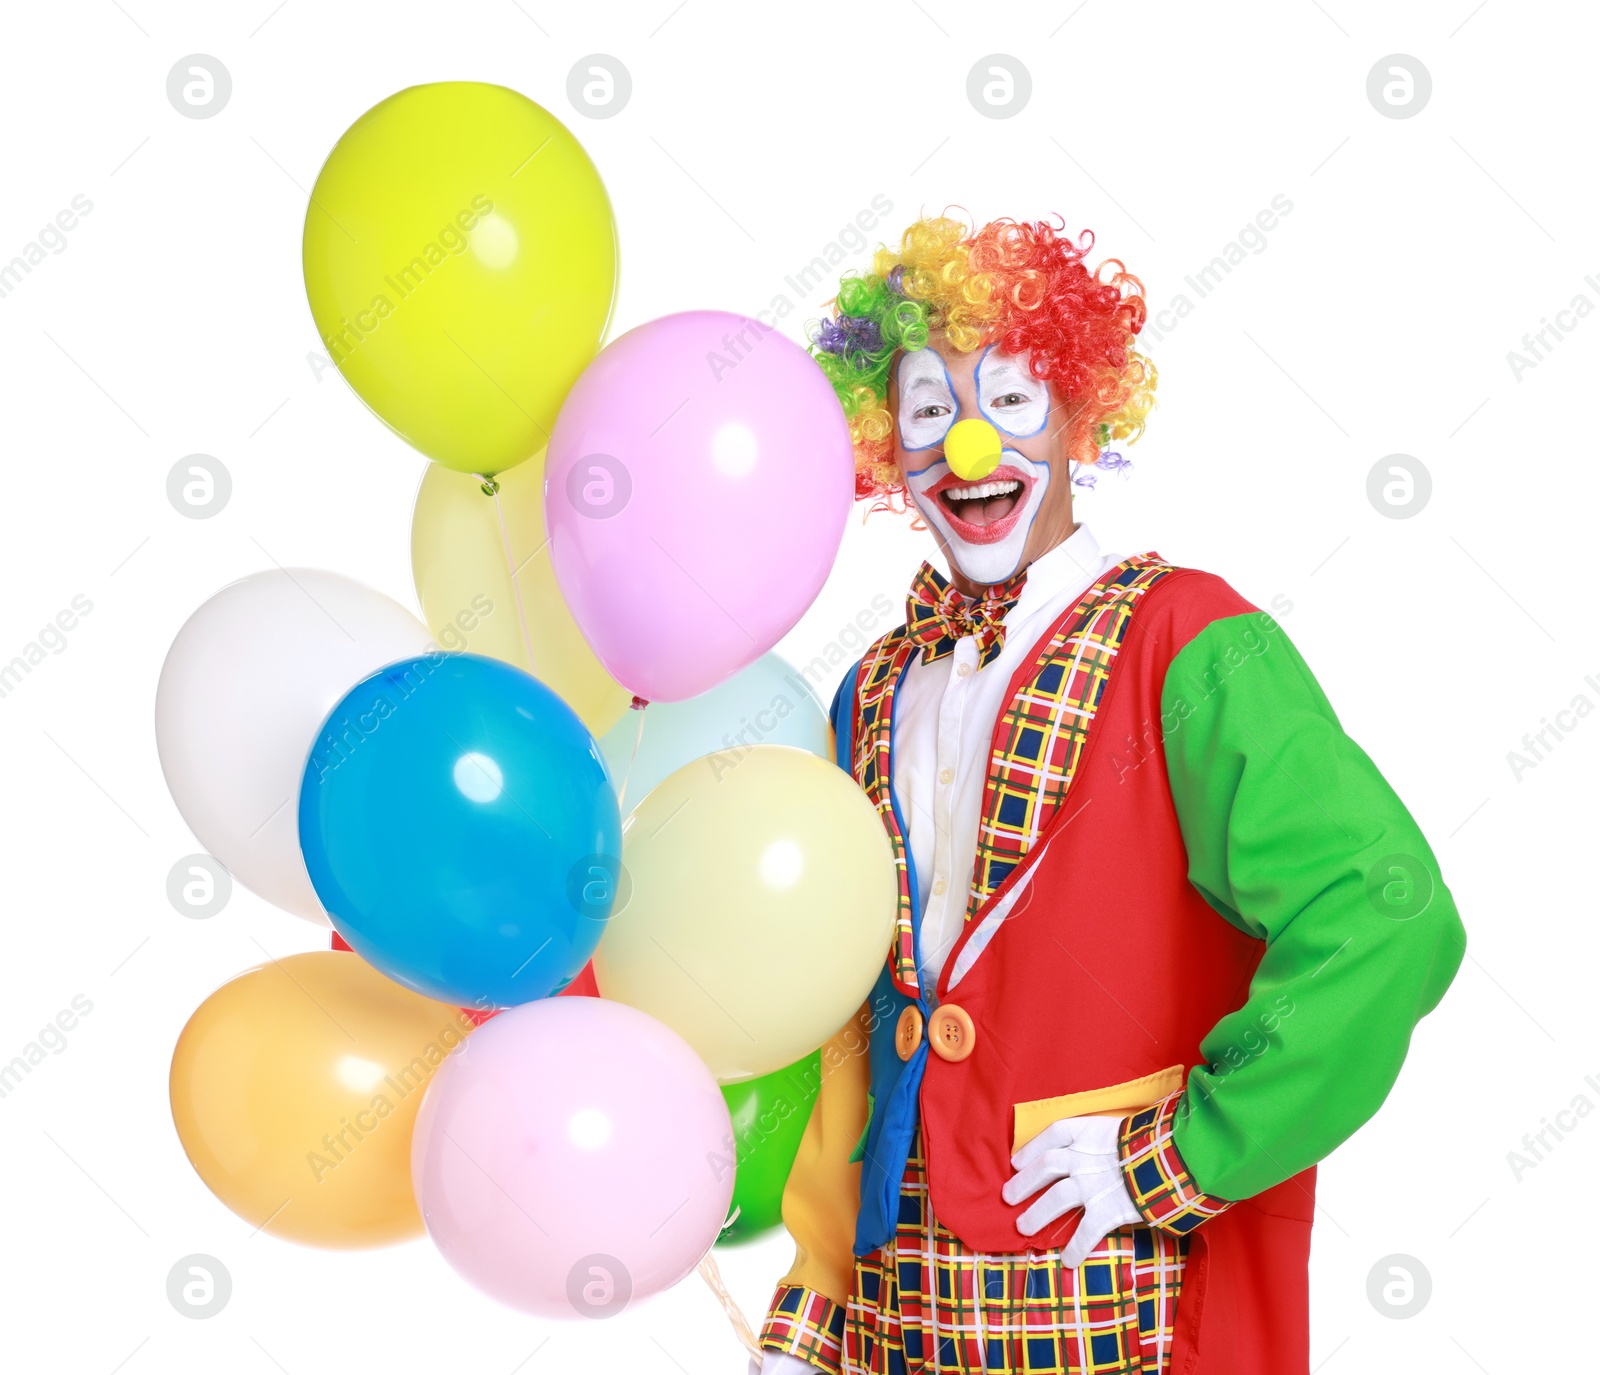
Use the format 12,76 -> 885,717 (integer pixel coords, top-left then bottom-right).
158,82 -> 897,1326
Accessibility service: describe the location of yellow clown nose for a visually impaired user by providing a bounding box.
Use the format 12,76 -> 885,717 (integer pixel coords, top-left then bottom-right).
944,418 -> 1004,481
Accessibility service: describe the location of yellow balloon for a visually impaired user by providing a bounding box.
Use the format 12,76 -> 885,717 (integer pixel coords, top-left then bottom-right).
594,746 -> 898,1082
303,82 -> 617,475
412,458 -> 632,736
169,951 -> 472,1248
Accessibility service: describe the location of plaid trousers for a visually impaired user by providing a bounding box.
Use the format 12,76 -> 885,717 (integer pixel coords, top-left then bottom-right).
843,1131 -> 1189,1375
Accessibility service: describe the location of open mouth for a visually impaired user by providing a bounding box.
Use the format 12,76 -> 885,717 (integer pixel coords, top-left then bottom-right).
928,466 -> 1034,544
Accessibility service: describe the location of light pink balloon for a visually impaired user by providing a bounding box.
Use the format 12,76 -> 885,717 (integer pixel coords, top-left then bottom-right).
545,310 -> 854,702
411,997 -> 733,1318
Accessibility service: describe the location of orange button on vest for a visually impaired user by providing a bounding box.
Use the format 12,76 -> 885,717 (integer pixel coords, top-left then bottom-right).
895,1006 -> 923,1061
928,1004 -> 975,1062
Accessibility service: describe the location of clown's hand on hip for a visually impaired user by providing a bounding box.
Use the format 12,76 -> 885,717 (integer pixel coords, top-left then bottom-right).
1002,1115 -> 1142,1267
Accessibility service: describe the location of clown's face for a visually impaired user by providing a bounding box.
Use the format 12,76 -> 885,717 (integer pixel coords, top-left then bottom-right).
890,335 -> 1076,590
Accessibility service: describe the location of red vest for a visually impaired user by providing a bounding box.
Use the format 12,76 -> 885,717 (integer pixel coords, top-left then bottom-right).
906,567 -> 1314,1375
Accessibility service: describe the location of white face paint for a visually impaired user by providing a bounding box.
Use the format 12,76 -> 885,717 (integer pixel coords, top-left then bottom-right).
904,450 -> 1051,586
976,347 -> 1049,438
896,345 -> 1054,585
896,349 -> 959,451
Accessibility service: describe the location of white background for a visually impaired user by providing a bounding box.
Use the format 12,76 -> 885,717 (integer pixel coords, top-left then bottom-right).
1,1 -> 1593,1371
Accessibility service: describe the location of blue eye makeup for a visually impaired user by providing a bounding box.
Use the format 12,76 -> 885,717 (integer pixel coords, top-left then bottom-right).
896,349 -> 961,451
976,346 -> 1049,438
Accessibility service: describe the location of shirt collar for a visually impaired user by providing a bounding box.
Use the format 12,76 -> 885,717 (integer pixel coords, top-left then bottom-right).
1004,525 -> 1104,624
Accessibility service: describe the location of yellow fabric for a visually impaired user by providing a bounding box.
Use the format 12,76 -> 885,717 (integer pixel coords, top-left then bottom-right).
779,1001 -> 874,1305
1011,1064 -> 1186,1154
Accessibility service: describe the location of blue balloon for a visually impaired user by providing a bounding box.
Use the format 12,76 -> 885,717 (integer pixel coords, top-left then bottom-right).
298,652 -> 620,1009
600,652 -> 831,803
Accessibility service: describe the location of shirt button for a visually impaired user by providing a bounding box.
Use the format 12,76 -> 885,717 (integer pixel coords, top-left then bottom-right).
956,663 -> 973,678
932,877 -> 947,896
939,768 -> 953,785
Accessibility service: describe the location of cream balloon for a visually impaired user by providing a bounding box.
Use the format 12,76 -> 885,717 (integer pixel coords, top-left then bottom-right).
594,745 -> 898,1081
411,458 -> 631,737
156,570 -> 437,924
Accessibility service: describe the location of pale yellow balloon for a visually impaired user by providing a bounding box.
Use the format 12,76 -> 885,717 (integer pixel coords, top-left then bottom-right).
594,745 -> 898,1082
411,457 -> 632,736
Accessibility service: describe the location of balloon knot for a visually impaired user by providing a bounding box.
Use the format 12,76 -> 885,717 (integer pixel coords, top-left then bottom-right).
629,695 -> 649,711
478,474 -> 500,496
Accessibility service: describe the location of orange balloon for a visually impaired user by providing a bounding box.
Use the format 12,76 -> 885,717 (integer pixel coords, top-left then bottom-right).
169,950 -> 472,1247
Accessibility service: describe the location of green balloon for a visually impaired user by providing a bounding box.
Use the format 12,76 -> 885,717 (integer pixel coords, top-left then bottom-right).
718,1052 -> 823,1245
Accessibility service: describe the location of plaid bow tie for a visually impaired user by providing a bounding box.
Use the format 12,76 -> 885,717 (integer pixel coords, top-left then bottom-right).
905,562 -> 1029,668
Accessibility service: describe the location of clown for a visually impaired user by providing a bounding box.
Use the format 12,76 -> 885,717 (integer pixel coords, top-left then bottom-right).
752,216 -> 1464,1375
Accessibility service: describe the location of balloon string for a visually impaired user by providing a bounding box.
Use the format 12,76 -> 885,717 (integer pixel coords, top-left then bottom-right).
697,1253 -> 763,1362
490,483 -> 537,677
615,702 -> 648,812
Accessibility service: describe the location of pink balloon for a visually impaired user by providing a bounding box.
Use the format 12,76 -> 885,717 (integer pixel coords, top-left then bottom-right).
545,310 -> 854,702
411,997 -> 734,1317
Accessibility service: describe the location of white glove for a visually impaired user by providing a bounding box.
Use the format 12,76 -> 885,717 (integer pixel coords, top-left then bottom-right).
748,1354 -> 816,1375
1001,1114 -> 1143,1267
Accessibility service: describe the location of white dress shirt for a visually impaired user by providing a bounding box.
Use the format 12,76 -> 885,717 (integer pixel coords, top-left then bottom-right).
892,526 -> 1122,990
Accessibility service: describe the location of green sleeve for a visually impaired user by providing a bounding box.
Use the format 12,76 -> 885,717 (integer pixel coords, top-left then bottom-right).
1161,611 -> 1465,1201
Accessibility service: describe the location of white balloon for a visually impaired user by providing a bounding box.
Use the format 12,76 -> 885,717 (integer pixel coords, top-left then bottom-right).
156,570 -> 436,923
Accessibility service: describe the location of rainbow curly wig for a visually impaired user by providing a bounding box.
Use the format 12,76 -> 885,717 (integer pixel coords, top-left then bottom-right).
809,214 -> 1156,504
